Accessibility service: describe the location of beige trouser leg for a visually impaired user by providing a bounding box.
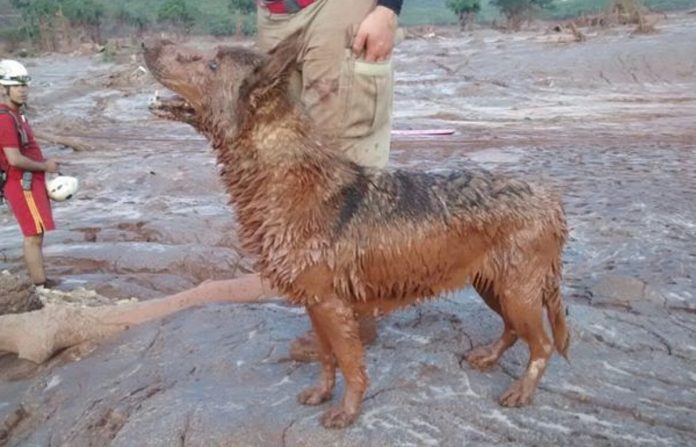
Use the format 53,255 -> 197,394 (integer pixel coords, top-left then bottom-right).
255,2 -> 394,341
257,0 -> 393,168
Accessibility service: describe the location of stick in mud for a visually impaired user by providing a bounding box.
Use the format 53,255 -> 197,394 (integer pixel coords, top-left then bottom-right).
0,274 -> 280,364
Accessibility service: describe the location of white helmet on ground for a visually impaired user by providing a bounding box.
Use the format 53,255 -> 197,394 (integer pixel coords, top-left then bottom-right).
46,175 -> 79,202
0,60 -> 31,86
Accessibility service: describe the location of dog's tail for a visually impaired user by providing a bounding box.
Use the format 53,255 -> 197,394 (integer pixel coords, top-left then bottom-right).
544,264 -> 570,359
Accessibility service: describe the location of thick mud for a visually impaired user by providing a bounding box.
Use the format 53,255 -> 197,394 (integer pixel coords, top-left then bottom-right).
0,13 -> 695,446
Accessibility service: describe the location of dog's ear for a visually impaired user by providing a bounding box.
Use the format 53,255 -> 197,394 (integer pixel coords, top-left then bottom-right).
243,29 -> 303,105
262,28 -> 303,80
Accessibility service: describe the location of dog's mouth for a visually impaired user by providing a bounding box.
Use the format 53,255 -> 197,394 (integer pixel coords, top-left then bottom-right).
143,39 -> 202,125
148,90 -> 197,125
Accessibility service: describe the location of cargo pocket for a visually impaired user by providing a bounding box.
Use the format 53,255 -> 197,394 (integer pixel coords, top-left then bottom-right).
340,50 -> 393,140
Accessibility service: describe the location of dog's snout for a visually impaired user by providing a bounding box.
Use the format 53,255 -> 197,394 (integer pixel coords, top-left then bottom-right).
142,39 -> 177,59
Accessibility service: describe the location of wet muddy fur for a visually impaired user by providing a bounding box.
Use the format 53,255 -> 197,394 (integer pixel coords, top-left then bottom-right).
143,32 -> 570,429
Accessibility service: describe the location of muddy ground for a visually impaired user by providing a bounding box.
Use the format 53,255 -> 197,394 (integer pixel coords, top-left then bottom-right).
1,13 -> 695,447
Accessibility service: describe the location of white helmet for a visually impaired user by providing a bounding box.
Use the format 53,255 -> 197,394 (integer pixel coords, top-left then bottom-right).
46,175 -> 79,202
0,60 -> 31,86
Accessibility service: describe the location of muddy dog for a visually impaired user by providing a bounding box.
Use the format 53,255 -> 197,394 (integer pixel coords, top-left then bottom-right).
143,32 -> 569,429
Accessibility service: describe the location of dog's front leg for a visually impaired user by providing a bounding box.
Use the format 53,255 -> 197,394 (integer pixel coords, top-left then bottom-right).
302,297 -> 368,429
297,303 -> 337,406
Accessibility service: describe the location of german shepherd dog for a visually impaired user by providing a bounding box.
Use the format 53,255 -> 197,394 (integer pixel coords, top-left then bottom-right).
143,32 -> 569,429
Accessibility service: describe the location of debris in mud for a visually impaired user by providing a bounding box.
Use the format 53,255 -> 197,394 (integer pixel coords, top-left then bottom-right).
0,271 -> 124,315
405,26 -> 457,40
37,286 -> 135,308
33,117 -> 109,152
33,130 -> 97,152
0,272 -> 43,316
0,405 -> 29,446
546,22 -> 586,43
565,0 -> 662,34
0,275 -> 274,363
104,64 -> 150,90
631,13 -> 659,35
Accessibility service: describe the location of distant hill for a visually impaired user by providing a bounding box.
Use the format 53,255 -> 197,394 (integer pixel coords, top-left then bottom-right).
401,0 -> 457,26
404,0 -> 696,24
1,0 -> 694,42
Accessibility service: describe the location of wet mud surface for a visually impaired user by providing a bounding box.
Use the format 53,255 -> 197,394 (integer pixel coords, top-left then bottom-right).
1,14 -> 695,446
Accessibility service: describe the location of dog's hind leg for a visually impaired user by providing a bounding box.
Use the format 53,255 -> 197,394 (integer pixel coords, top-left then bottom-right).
467,274 -> 519,370
301,296 -> 368,428
466,324 -> 518,371
497,284 -> 554,407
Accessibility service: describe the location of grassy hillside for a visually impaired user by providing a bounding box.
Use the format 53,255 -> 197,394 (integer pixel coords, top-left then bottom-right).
542,0 -> 696,19
400,0 -> 457,26
403,0 -> 696,24
0,0 -> 694,45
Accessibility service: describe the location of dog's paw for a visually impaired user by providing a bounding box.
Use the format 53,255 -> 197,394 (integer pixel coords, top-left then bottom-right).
466,346 -> 499,370
297,387 -> 332,406
320,406 -> 358,429
499,379 -> 535,407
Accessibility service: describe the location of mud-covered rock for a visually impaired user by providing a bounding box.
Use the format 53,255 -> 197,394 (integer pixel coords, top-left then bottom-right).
0,272 -> 43,315
590,274 -> 666,311
0,297 -> 695,446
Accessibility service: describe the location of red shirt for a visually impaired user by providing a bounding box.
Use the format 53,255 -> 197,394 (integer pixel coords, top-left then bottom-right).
0,103 -> 54,236
0,104 -> 46,183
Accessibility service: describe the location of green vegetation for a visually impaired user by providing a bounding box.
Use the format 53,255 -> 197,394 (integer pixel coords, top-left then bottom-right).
113,3 -> 152,35
157,0 -> 197,33
446,0 -> 482,29
548,0 -> 695,18
398,0 -> 694,26
0,0 -> 694,51
228,0 -> 256,36
491,0 -> 554,28
406,0 -> 695,24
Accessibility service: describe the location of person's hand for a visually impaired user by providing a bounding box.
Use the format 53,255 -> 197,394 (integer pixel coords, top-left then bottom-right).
44,158 -> 59,173
352,6 -> 398,62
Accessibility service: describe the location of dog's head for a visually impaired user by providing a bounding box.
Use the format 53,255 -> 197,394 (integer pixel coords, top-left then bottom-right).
143,32 -> 302,136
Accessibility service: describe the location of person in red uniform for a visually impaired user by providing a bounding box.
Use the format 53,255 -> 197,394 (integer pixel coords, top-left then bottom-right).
0,59 -> 60,288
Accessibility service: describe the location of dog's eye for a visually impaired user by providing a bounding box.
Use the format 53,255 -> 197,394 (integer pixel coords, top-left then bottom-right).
208,61 -> 219,71
176,54 -> 202,63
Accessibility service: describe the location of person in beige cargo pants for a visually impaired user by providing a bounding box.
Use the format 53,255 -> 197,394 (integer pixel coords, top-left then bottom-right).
257,0 -> 400,168
255,0 -> 403,361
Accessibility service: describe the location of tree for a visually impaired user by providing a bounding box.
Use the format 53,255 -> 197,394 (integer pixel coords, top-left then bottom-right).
229,0 -> 256,14
228,0 -> 256,36
491,0 -> 554,30
446,0 -> 481,31
10,0 -> 60,43
157,0 -> 197,34
10,0 -> 105,48
114,4 -> 153,37
61,0 -> 105,43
